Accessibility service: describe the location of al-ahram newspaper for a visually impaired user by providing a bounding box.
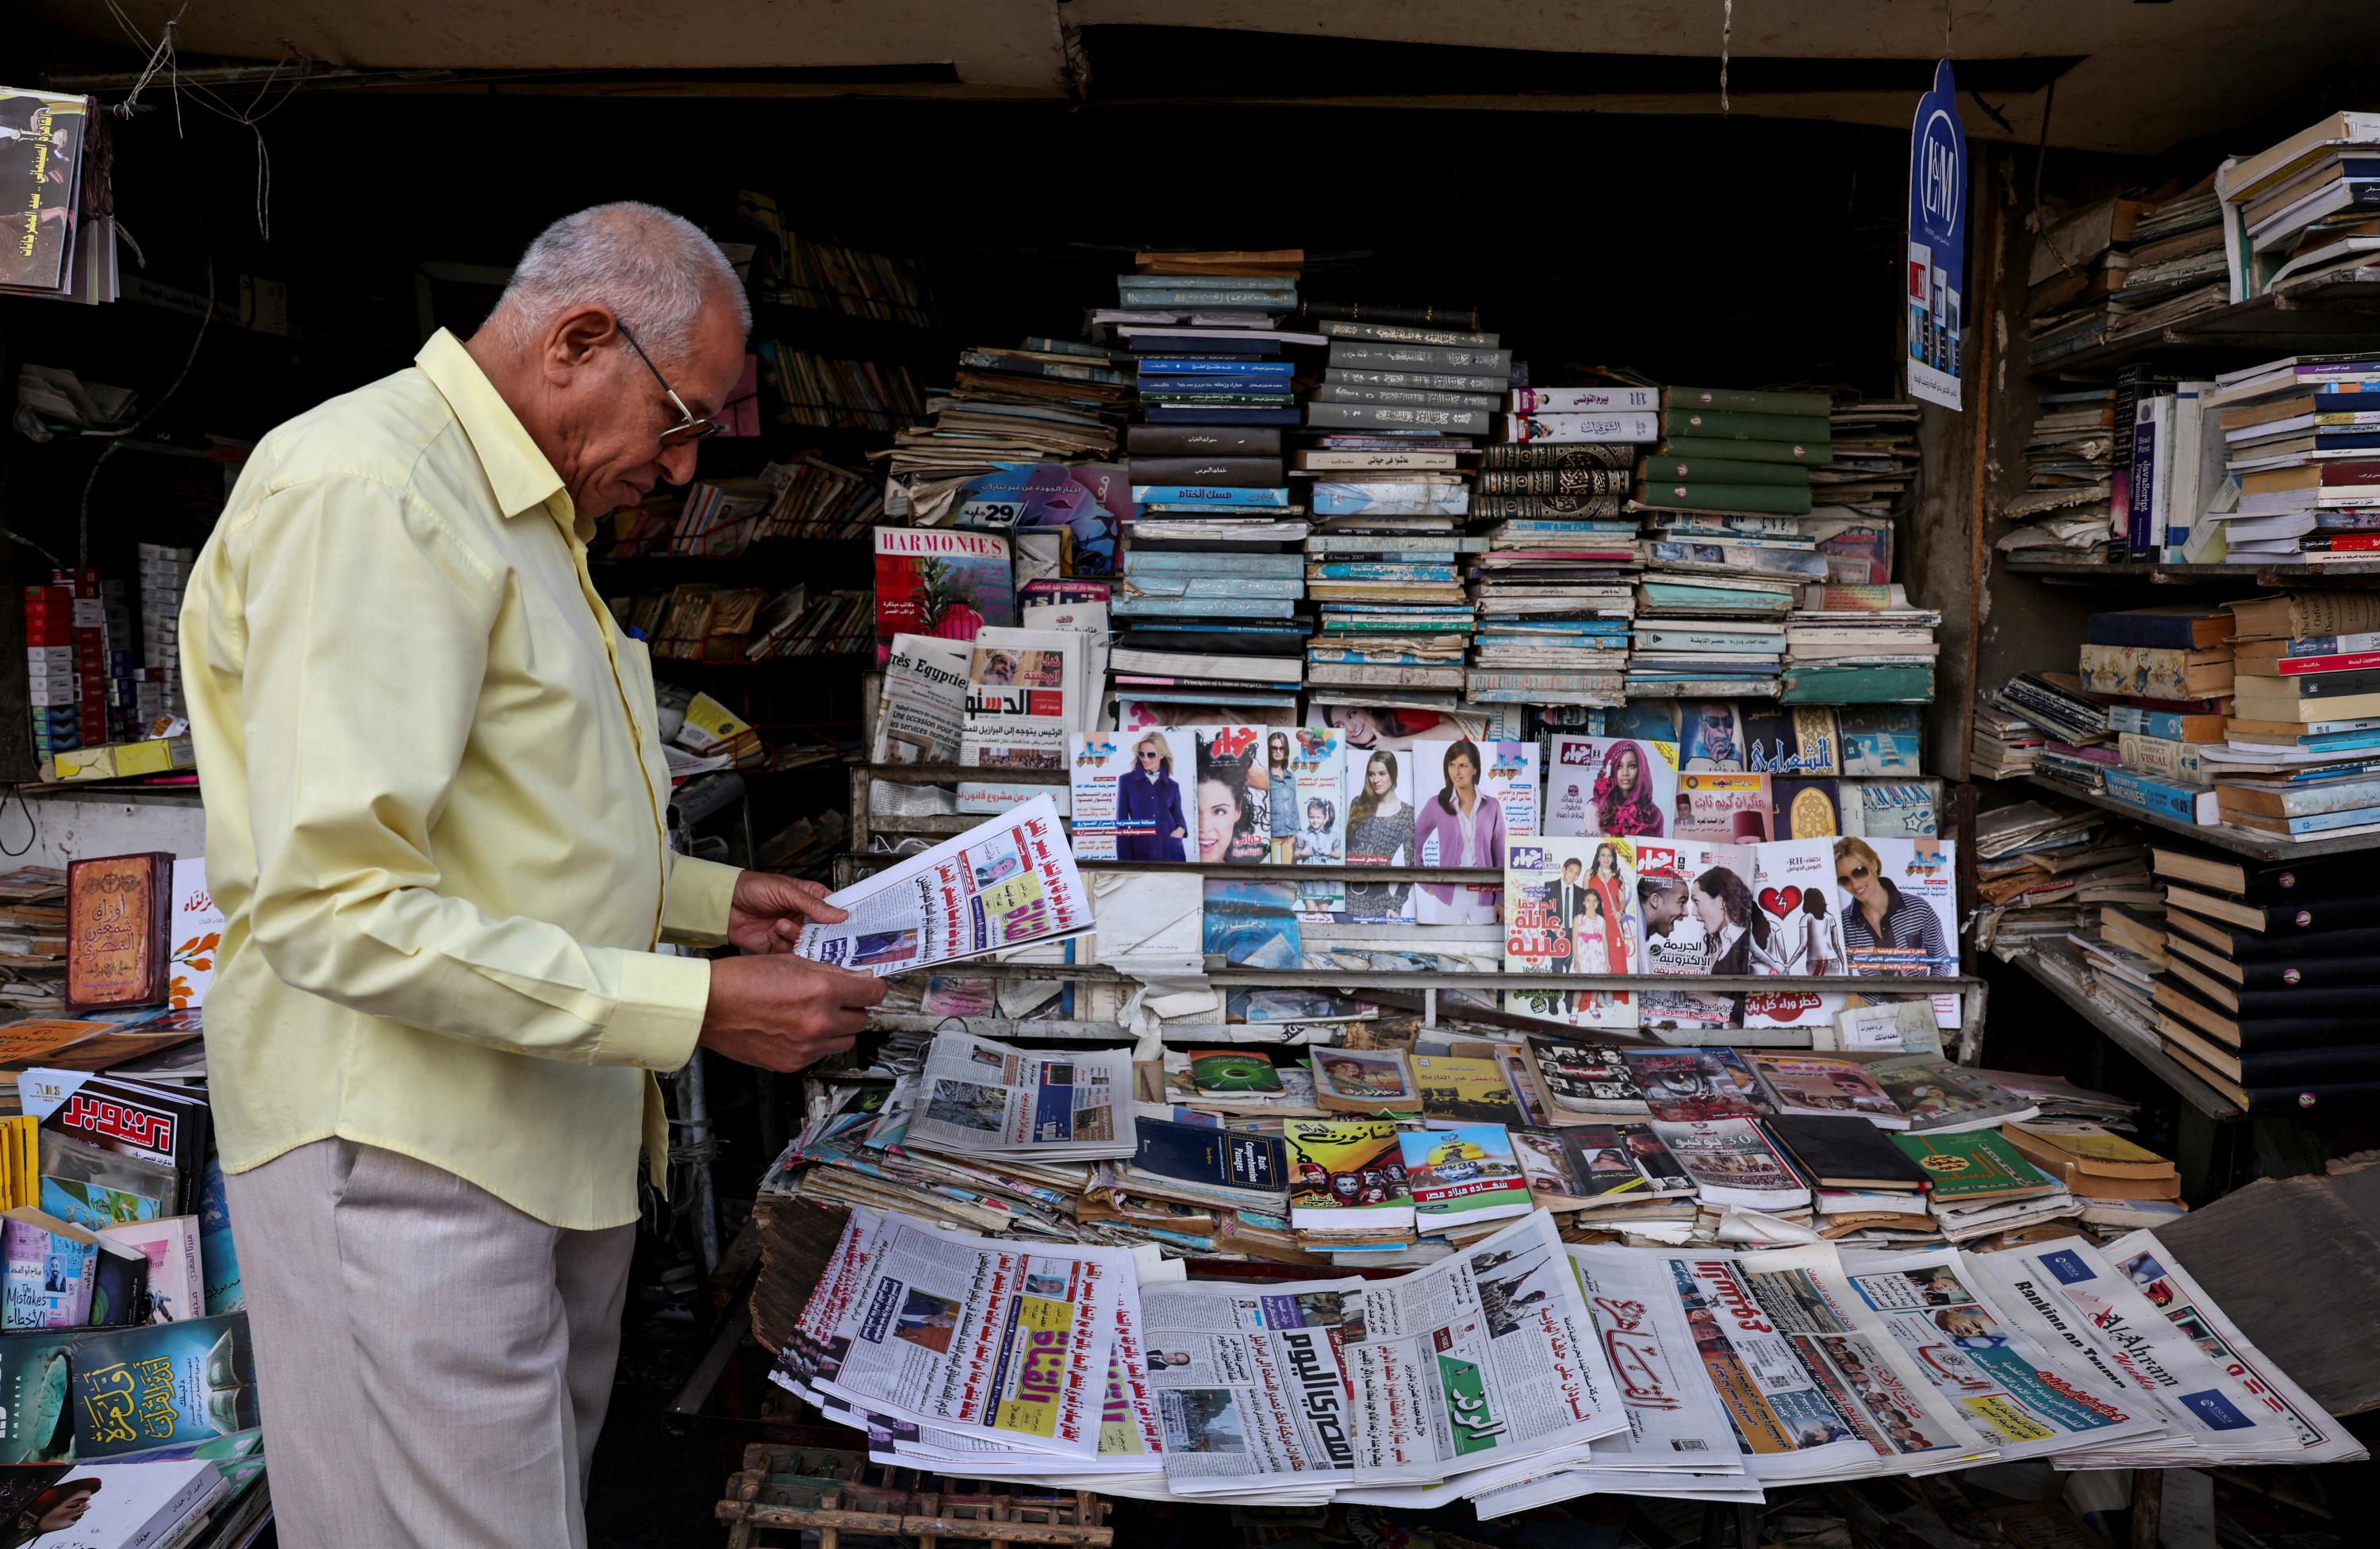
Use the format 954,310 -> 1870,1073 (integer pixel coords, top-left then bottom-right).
810,1213 -> 1134,1459
1140,1274 -> 1368,1495
797,794 -> 1091,976
1963,1235 -> 2301,1465
1733,1245 -> 1990,1473
1841,1245 -> 2163,1461
1336,1212 -> 1624,1487
904,1030 -> 1135,1160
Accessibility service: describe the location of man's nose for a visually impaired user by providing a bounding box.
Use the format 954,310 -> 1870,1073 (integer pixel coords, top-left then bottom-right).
659,440 -> 701,486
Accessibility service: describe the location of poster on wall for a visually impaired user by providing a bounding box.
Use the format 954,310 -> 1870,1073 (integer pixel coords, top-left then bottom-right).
1906,59 -> 1968,411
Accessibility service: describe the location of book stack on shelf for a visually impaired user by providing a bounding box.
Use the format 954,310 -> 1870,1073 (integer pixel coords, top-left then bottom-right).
754,341 -> 927,433
2103,179 -> 2230,345
609,457 -> 887,556
2216,111 -> 2380,301
1626,388 -> 1838,700
2026,194 -> 2147,370
1999,386 -> 2121,558
2188,351 -> 2380,565
878,336 -> 1131,525
2075,603 -> 2237,825
1971,800 -> 2157,959
738,192 -> 939,328
1815,401 -> 1922,517
1782,583 -> 1942,705
1979,671 -> 2115,796
2150,844 -> 2380,1111
2027,180 -> 2226,370
2204,590 -> 2380,837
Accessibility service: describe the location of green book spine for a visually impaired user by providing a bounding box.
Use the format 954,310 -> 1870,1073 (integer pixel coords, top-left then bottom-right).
1653,435 -> 1829,465
1661,409 -> 1835,443
1664,386 -> 1836,417
1633,455 -> 1812,488
1632,480 -> 1814,516
1779,665 -> 1937,705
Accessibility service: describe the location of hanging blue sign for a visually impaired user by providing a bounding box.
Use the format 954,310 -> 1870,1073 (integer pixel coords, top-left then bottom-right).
1906,59 -> 1968,411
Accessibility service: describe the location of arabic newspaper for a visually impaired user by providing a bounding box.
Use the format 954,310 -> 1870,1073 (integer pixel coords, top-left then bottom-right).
1140,1273 -> 1372,1496
1733,1245 -> 1994,1474
1840,1245 -> 2164,1461
770,1207 -> 888,1407
2098,1231 -> 2367,1466
1659,1253 -> 1881,1482
797,794 -> 1092,975
810,1212 -> 1134,1459
904,1030 -> 1136,1161
1961,1236 -> 2301,1465
1332,1211 -> 1626,1500
1469,1243 -> 1753,1515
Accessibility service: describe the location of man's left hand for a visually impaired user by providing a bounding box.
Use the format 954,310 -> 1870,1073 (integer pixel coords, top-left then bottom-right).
727,871 -> 846,955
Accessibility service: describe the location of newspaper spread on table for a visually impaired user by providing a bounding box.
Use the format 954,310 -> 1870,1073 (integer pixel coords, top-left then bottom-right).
1960,1234 -> 2303,1466
1330,1211 -> 1627,1505
1657,1252 -> 1883,1482
1140,1270 -> 1372,1497
904,1030 -> 1136,1161
796,794 -> 1091,975
806,1211 -> 1135,1459
2097,1231 -> 2367,1466
1733,1244 -> 1994,1474
1840,1245 -> 2165,1461
1472,1244 -> 1754,1515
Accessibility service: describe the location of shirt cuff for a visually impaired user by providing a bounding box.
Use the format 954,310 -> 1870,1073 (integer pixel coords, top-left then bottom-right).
661,854 -> 742,945
599,951 -> 710,1073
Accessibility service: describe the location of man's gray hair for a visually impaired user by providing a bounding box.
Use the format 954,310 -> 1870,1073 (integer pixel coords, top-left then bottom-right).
486,202 -> 750,362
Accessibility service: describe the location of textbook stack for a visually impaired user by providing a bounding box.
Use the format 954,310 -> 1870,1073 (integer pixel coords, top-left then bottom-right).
2075,603 -> 2237,826
1305,518 -> 1480,702
2150,843 -> 2380,1111
879,336 -> 1131,523
2205,590 -> 2380,839
2028,184 -> 2227,369
2216,111 -> 2380,301
2190,351 -> 2380,564
1463,525 -> 1636,705
1971,799 -> 2157,956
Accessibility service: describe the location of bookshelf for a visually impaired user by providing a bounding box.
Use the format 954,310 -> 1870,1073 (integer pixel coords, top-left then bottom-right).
2002,947 -> 2243,1124
2029,271 -> 2380,382
2012,774 -> 2380,860
1998,556 -> 2380,586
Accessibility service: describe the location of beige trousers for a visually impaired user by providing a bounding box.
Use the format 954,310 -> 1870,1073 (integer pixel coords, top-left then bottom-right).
224,1139 -> 636,1549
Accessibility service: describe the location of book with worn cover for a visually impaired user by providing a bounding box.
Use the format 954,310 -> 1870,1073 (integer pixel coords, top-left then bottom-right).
1862,1055 -> 2039,1132
1311,1047 -> 1422,1114
1749,1055 -> 1910,1129
1764,1114 -> 1929,1191
1410,1055 -> 1529,1128
1120,1120 -> 1288,1211
64,854 -> 173,1014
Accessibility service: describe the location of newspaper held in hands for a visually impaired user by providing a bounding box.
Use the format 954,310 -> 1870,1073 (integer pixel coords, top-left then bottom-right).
906,1030 -> 1137,1163
796,794 -> 1091,975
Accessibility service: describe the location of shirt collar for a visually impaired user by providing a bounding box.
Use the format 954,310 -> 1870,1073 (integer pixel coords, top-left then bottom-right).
413,329 -> 576,531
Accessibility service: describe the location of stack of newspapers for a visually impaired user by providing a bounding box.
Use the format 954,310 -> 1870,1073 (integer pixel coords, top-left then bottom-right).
771,1206 -> 2360,1510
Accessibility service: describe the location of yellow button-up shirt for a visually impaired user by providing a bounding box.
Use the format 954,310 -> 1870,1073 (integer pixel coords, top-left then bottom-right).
180,329 -> 740,1230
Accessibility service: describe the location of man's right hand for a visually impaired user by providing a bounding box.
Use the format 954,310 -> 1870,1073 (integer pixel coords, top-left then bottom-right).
697,954 -> 887,1072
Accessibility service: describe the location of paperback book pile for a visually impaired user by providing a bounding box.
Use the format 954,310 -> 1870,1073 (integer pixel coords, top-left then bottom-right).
2216,111 -> 2380,301
2149,843 -> 2380,1110
1970,799 -> 2156,959
1979,673 -> 2113,794
2028,183 -> 2227,370
1815,401 -> 1922,517
769,1203 -> 2356,1507
880,336 -> 1132,525
1999,386 -> 2120,556
1782,585 -> 1941,705
2188,352 -> 2380,564
2205,590 -> 2380,836
2075,603 -> 2236,826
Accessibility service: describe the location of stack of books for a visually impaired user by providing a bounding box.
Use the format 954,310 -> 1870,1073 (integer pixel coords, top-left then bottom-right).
2216,111 -> 2380,300
1814,400 -> 1922,520
1982,672 -> 2116,794
1998,386 -> 2120,558
1970,694 -> 2051,778
2194,352 -> 2380,564
1303,523 -> 1480,701
2150,844 -> 2380,1110
2075,603 -> 2237,824
2203,590 -> 2380,839
1971,799 -> 2155,956
2026,194 -> 2148,370
2102,179 -> 2231,344
2029,184 -> 2226,368
879,337 -> 1130,522
2002,1119 -> 2186,1234
1781,582 -> 1941,704
1463,525 -> 1636,705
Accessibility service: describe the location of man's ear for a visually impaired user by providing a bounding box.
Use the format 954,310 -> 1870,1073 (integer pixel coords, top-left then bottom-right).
543,306 -> 618,384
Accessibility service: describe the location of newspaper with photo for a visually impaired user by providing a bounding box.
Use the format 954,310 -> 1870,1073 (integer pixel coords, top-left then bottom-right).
1658,1253 -> 1882,1482
904,1030 -> 1135,1162
796,794 -> 1091,975
961,627 -> 1082,771
1140,1272 -> 1372,1495
808,1211 -> 1134,1459
1733,1244 -> 1994,1474
873,633 -> 971,764
1838,1245 -> 2165,1461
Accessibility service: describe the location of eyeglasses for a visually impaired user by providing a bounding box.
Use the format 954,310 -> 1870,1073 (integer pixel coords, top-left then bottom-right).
1837,864 -> 1871,883
1138,748 -> 1162,760
616,323 -> 726,448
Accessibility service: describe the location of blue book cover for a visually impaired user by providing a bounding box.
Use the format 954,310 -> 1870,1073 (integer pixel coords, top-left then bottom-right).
1116,272 -> 1296,293
1111,596 -> 1298,618
2274,805 -> 2380,833
2085,606 -> 2227,649
1131,485 -> 1291,507
1122,576 -> 1305,600
1307,563 -> 1459,580
1135,357 -> 1295,376
1127,552 -> 1305,577
1129,1120 -> 1288,1196
70,1313 -> 259,1458
0,1333 -> 75,1463
1202,881 -> 1301,967
2102,768 -> 2215,823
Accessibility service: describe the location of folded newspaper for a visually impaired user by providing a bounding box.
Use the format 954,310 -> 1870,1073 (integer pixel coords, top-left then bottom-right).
795,794 -> 1091,975
903,1030 -> 1138,1163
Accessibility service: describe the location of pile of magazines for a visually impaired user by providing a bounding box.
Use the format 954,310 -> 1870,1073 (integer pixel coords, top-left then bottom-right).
770,1205 -> 2360,1510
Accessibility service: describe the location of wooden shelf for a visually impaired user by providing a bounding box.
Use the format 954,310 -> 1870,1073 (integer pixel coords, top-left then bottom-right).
2016,775 -> 2380,861
2029,277 -> 2380,382
1999,947 -> 2243,1123
1998,555 -> 2380,587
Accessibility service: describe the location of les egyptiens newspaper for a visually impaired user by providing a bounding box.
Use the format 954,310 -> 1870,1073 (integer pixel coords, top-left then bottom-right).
796,794 -> 1090,976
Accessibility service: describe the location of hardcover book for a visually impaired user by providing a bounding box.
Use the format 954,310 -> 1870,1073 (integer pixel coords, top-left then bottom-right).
63,855 -> 173,1015
1888,1130 -> 2058,1203
1122,1120 -> 1289,1209
1763,1114 -> 1930,1191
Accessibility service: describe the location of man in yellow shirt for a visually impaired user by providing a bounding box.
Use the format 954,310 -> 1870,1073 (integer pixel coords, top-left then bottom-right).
180,202 -> 885,1547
